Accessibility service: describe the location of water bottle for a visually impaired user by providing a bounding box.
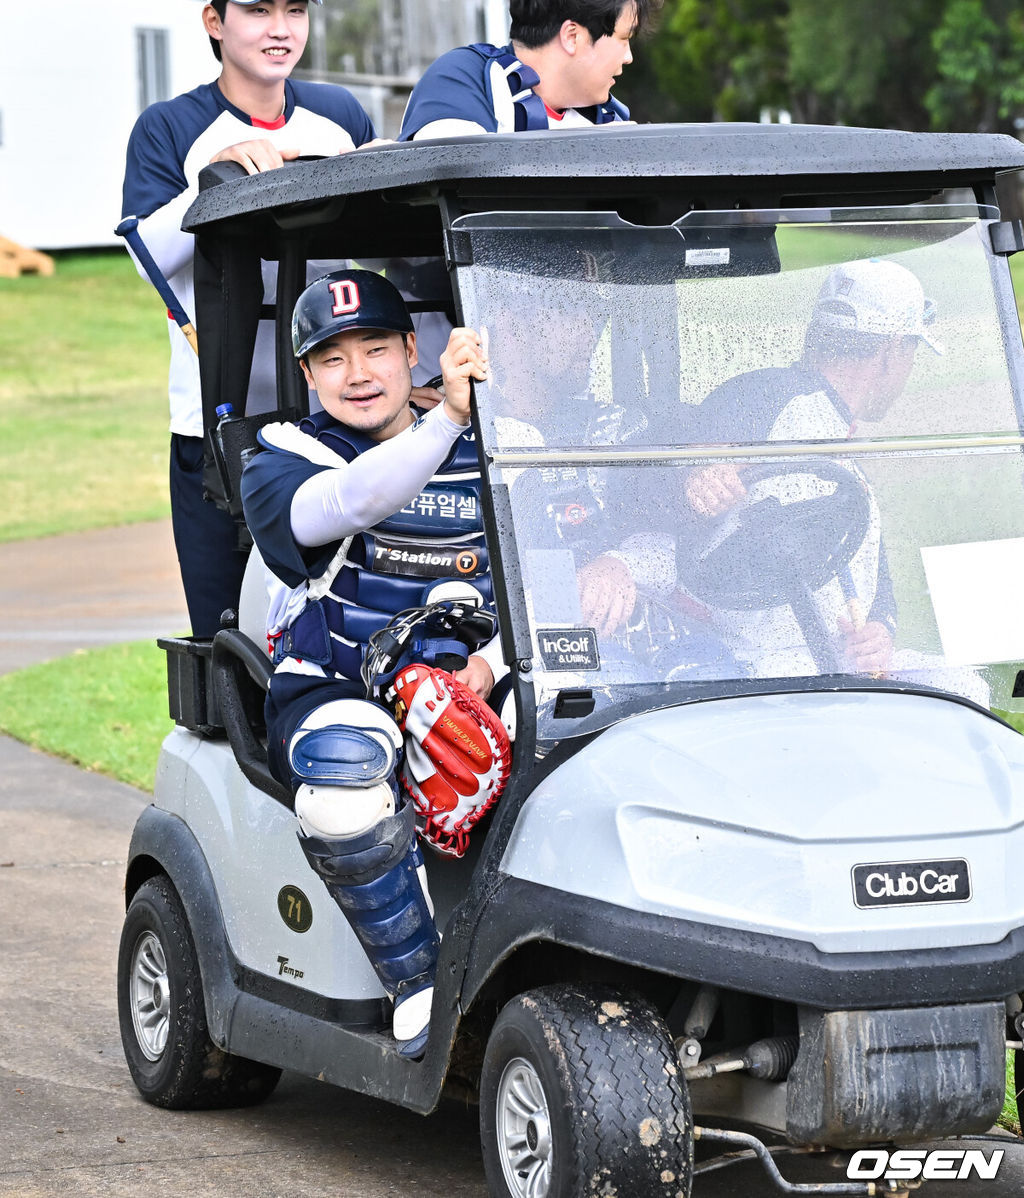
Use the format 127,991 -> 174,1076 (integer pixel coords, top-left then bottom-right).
212,403 -> 241,505
215,402 -> 238,429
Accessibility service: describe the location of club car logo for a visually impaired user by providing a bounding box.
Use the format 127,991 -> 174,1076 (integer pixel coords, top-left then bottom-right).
537,627 -> 600,672
852,858 -> 971,909
847,1147 -> 1003,1182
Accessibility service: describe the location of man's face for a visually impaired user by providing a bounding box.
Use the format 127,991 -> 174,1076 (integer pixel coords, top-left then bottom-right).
206,1 -> 310,85
300,329 -> 418,441
568,3 -> 637,106
861,336 -> 919,422
489,304 -> 598,421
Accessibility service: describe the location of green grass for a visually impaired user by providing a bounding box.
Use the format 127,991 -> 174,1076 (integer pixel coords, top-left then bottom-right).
1003,1054 -> 1021,1135
0,640 -> 172,792
0,251 -> 171,542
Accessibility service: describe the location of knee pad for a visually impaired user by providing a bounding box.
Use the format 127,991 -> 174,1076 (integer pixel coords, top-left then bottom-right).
289,699 -> 403,838
294,780 -> 396,839
288,698 -> 402,787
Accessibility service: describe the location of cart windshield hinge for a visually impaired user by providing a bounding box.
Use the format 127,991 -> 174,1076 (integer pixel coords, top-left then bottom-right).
444,228 -> 474,267
990,219 -> 1024,256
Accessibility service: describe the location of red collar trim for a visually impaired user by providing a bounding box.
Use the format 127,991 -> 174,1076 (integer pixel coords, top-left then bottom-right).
543,101 -> 566,122
251,113 -> 287,131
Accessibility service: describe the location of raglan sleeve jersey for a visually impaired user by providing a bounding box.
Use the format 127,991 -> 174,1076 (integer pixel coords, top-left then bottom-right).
120,80 -> 375,436
399,46 -> 499,141
399,42 -> 630,142
122,80 -> 374,275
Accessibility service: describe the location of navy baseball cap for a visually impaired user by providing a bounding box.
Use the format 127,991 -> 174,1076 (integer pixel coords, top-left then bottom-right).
292,270 -> 414,359
229,1 -> 322,5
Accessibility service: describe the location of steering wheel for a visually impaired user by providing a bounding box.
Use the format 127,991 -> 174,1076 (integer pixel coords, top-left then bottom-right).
682,458 -> 873,611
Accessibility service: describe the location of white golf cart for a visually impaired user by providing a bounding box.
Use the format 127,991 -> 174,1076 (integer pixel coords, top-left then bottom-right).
118,124 -> 1024,1197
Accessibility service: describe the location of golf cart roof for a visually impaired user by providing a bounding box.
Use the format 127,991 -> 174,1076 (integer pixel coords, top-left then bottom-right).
183,123 -> 1024,257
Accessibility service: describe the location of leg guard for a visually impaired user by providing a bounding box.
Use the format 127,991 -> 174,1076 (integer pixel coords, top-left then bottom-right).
289,699 -> 403,838
298,798 -> 439,1059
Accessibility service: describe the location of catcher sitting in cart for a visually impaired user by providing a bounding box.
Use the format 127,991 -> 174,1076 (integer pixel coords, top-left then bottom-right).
240,269 -> 511,1060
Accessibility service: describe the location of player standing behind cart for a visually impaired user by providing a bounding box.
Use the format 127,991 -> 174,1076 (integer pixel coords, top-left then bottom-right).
120,0 -> 378,639
399,0 -> 659,141
241,271 -> 510,1058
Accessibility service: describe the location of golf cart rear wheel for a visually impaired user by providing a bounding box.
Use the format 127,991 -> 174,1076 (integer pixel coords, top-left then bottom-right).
480,984 -> 693,1198
117,875 -> 281,1109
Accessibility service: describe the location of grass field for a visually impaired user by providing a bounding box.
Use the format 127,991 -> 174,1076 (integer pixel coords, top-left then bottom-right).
0,639 -> 170,792
0,250 -> 170,542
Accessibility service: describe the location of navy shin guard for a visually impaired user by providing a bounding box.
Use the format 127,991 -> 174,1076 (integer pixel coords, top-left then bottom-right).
298,800 -> 439,1047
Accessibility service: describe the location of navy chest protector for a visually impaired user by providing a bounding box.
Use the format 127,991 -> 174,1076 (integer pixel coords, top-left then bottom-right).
469,43 -> 629,131
275,410 -> 493,681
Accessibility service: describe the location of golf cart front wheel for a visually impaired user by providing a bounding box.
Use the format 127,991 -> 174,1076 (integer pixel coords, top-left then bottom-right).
117,874 -> 281,1109
480,984 -> 693,1198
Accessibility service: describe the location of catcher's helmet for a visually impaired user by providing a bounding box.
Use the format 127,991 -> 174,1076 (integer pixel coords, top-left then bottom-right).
292,269 -> 414,359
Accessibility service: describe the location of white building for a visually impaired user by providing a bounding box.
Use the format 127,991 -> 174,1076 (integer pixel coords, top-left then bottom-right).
1,0 -> 508,251
2,1 -> 212,251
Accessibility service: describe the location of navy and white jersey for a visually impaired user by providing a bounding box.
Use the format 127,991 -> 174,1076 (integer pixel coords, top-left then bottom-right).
400,43 -> 629,141
121,80 -> 375,437
241,404 -> 502,692
691,362 -> 856,445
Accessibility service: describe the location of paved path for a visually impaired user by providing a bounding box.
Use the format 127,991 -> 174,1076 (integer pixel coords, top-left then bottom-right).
0,520 -> 187,675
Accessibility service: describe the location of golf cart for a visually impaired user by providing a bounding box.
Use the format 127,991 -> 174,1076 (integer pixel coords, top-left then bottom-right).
118,124 -> 1024,1197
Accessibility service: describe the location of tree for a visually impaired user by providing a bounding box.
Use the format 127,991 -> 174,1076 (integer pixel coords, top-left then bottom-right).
925,0 -> 1024,133
635,0 -> 1024,136
785,0 -> 935,129
621,0 -> 789,124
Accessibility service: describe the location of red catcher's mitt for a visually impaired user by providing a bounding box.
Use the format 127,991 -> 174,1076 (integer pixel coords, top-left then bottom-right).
386,664 -> 512,858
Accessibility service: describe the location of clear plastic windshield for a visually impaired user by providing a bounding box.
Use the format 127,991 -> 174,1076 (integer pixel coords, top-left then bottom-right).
453,206 -> 1024,741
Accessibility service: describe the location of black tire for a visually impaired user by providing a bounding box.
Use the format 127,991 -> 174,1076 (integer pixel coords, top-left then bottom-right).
117,874 -> 281,1109
480,984 -> 693,1198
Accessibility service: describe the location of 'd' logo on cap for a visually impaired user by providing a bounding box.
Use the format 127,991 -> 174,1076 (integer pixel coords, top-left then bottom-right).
328,279 -> 361,316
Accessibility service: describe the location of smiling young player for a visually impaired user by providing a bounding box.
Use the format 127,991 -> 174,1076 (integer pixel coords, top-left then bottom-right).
120,1 -> 377,639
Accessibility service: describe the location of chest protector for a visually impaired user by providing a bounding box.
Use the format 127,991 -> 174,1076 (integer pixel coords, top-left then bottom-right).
469,43 -> 629,132
276,410 -> 492,682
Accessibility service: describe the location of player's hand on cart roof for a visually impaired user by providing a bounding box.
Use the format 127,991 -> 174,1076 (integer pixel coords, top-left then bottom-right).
439,327 -> 488,426
209,139 -> 300,174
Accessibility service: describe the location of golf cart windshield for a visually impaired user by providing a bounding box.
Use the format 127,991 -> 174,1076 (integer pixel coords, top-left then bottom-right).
454,204 -> 1024,742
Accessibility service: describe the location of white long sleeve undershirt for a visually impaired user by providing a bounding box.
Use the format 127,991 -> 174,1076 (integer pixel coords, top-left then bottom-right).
289,402 -> 469,547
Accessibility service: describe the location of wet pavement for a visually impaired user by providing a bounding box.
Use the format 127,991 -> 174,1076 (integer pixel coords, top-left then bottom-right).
0,520 -> 187,675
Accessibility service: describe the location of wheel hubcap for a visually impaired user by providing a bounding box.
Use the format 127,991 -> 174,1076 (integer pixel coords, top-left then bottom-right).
496,1057 -> 553,1198
129,930 -> 170,1061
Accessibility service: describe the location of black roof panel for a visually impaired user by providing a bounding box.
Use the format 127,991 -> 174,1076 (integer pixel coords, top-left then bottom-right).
184,122 -> 1024,234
